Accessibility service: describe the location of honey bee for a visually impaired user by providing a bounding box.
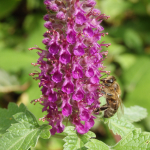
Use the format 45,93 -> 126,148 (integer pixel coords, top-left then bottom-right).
94,76 -> 124,119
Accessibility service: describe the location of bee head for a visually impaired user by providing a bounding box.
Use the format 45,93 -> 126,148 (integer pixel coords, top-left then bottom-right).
101,76 -> 116,83
107,76 -> 116,83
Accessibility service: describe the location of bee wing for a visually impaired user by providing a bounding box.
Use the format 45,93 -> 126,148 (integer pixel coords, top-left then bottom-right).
117,96 -> 124,120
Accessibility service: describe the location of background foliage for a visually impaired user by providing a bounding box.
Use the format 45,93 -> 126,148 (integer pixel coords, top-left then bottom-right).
0,0 -> 150,149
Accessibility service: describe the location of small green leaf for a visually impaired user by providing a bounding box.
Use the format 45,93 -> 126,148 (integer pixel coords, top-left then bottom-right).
124,106 -> 147,123
112,129 -> 150,150
63,126 -> 96,150
13,111 -> 39,127
0,103 -> 51,150
85,139 -> 109,150
0,103 -> 26,136
108,115 -> 134,137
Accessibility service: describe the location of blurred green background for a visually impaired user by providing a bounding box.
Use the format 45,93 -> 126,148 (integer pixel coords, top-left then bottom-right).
0,0 -> 150,149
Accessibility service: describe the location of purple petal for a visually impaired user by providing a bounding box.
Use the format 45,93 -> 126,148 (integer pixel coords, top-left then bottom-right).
83,27 -> 93,37
85,67 -> 94,77
79,109 -> 90,121
50,126 -> 57,135
48,91 -> 57,102
72,88 -> 84,101
42,38 -> 50,45
48,42 -> 60,54
62,103 -> 72,117
49,3 -> 58,12
44,21 -> 52,29
43,14 -> 50,21
72,66 -> 83,79
62,81 -> 74,94
52,71 -> 62,83
85,116 -> 95,129
56,11 -> 65,20
74,45 -> 85,56
86,93 -> 95,105
66,30 -> 76,44
76,124 -> 89,134
57,123 -> 65,133
60,51 -> 71,64
85,0 -> 96,7
75,12 -> 86,25
90,75 -> 99,84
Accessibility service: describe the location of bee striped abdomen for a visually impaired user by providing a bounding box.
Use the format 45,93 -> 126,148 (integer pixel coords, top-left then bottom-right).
104,107 -> 117,118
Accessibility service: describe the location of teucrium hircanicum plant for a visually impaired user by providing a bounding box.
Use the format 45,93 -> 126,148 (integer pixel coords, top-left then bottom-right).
29,0 -> 110,135
0,0 -> 150,150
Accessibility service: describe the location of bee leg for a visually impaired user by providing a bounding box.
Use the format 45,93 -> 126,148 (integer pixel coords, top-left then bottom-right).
94,104 -> 108,113
100,104 -> 109,111
101,90 -> 106,95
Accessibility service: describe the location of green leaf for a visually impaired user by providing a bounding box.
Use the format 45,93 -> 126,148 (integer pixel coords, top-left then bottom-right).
108,115 -> 134,137
85,139 -> 109,150
0,103 -> 51,150
106,105 -> 147,137
0,103 -> 26,136
124,106 -> 147,123
63,126 -> 96,150
112,129 -> 150,150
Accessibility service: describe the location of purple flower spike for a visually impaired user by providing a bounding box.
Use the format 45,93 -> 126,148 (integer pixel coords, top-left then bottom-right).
30,0 -> 110,135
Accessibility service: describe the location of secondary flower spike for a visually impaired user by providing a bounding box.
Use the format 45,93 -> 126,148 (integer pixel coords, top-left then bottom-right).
29,0 -> 110,135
